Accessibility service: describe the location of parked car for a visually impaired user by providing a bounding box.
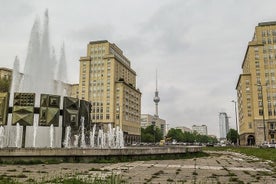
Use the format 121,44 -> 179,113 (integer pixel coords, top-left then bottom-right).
259,142 -> 276,148
206,143 -> 214,147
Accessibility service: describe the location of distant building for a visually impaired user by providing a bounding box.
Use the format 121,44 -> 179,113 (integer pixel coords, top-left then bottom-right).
0,67 -> 12,80
192,125 -> 208,135
219,112 -> 230,140
175,126 -> 192,133
69,83 -> 79,98
141,114 -> 166,136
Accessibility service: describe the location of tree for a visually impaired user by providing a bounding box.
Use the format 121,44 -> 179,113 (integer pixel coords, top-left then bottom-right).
141,125 -> 163,143
0,78 -> 11,92
167,128 -> 184,142
227,129 -> 238,144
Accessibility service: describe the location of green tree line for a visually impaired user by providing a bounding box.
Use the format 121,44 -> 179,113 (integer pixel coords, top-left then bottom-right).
141,127 -> 218,143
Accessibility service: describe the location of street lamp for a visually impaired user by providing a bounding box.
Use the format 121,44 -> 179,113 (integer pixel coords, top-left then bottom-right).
231,100 -> 239,146
152,121 -> 156,144
256,83 -> 267,142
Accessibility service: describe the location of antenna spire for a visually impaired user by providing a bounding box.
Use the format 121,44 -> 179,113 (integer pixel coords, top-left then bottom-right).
153,69 -> 160,117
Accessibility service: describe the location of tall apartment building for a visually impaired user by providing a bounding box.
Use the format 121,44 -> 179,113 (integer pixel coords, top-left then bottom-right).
192,125 -> 208,135
219,112 -> 230,140
79,40 -> 142,143
236,21 -> 276,146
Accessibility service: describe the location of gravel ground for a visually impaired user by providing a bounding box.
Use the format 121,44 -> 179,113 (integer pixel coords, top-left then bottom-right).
0,151 -> 275,183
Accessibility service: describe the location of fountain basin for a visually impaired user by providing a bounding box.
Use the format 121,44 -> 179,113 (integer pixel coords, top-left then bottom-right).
0,146 -> 202,163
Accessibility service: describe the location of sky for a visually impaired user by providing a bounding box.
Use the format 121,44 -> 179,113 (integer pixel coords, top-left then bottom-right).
2,0 -> 276,137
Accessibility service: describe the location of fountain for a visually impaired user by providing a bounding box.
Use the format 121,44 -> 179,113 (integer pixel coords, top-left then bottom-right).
0,126 -> 4,148
0,9 -> 128,150
80,117 -> 86,148
49,124 -> 54,148
63,126 -> 71,148
0,9 -> 202,163
15,123 -> 21,148
90,124 -> 96,148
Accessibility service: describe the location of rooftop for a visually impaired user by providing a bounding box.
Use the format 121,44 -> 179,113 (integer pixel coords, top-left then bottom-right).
258,21 -> 276,26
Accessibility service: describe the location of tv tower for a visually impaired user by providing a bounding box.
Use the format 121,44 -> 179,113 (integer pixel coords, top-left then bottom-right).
153,70 -> 160,117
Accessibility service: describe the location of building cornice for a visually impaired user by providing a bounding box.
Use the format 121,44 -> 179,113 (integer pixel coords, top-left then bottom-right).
115,80 -> 142,94
235,73 -> 251,90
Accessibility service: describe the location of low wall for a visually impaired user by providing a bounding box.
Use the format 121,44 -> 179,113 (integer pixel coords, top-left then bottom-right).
0,146 -> 202,163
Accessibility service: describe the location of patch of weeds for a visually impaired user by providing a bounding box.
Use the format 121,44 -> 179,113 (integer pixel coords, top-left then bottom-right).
222,166 -> 229,171
22,169 -> 31,173
89,167 -> 102,171
208,173 -> 218,178
229,177 -> 238,182
228,172 -> 236,177
177,179 -> 187,183
153,170 -> 164,176
257,171 -> 272,176
243,170 -> 250,175
229,177 -> 244,184
192,171 -> 198,175
167,178 -> 174,182
0,174 -> 18,184
25,178 -> 35,182
37,170 -> 48,174
6,169 -> 17,172
15,174 -> 27,178
145,178 -> 152,182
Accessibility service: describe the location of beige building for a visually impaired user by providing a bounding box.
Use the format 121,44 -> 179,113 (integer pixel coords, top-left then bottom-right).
192,125 -> 207,135
175,126 -> 192,133
0,67 -> 12,80
236,21 -> 276,146
69,83 -> 79,99
141,114 -> 166,136
78,40 -> 141,143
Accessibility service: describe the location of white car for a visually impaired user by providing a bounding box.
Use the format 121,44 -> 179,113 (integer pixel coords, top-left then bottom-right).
259,142 -> 276,148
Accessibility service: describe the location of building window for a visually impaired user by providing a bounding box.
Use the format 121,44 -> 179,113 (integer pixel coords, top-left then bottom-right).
270,123 -> 275,130
259,109 -> 263,116
249,122 -> 252,129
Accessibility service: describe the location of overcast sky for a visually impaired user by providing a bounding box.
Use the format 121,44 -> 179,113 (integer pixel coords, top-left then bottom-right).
2,0 -> 276,136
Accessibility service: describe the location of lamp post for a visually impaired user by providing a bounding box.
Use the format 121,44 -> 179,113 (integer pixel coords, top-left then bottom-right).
256,83 -> 266,142
116,106 -> 122,129
231,100 -> 239,146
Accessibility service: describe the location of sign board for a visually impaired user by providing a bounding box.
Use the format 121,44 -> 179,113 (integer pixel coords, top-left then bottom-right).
39,94 -> 60,126
12,93 -> 35,126
63,97 -> 79,128
0,92 -> 9,126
